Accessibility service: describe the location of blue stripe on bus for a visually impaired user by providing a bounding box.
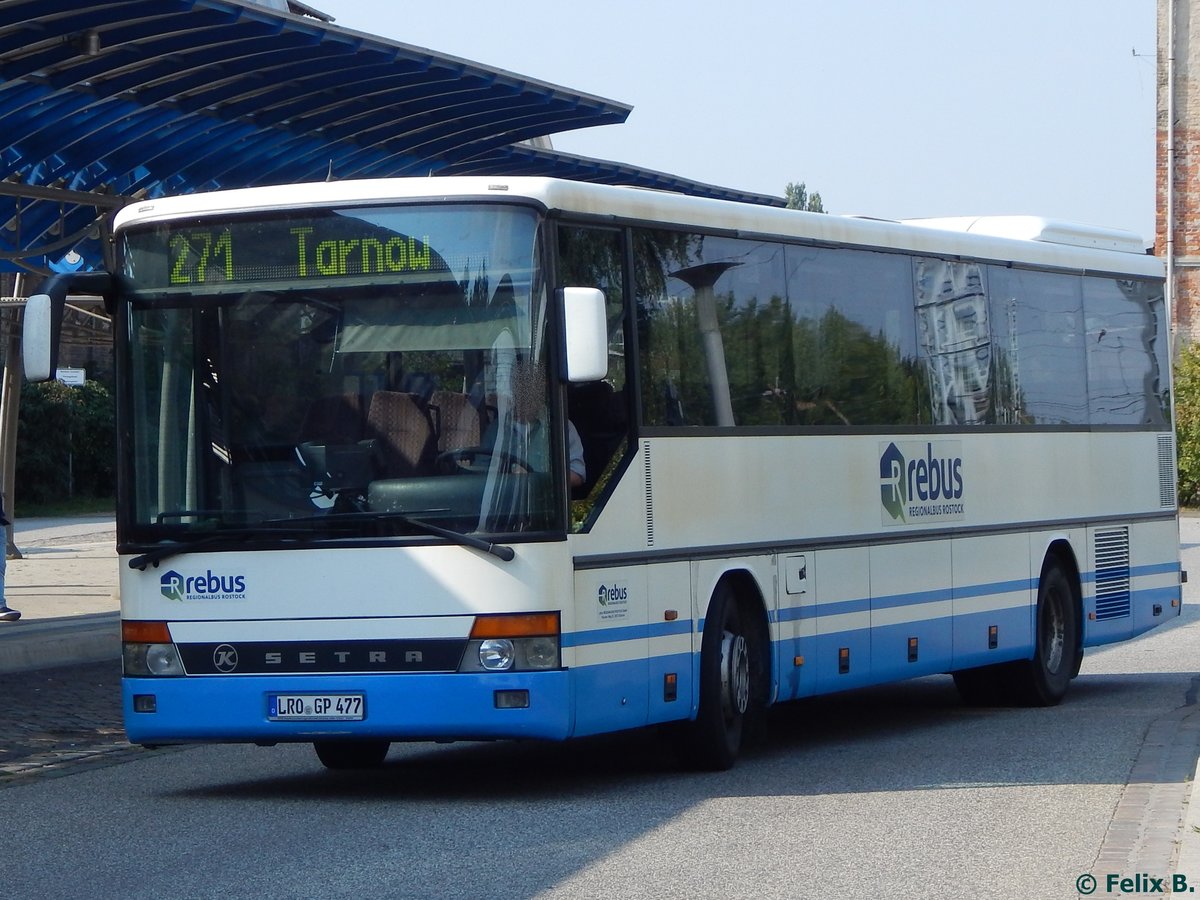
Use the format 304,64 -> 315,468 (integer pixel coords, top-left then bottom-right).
562,618 -> 693,648
567,560 -> 1178,649
773,577 -> 1031,626
770,563 -> 1177,627
572,651 -> 694,736
1080,561 -> 1180,583
951,578 -> 1035,599
1131,584 -> 1181,606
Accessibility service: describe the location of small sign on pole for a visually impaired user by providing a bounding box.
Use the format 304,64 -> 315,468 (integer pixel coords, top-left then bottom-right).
55,367 -> 86,386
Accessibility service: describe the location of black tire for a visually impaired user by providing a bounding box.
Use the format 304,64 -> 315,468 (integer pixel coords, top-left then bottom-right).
682,583 -> 752,771
314,739 -> 391,770
1016,561 -> 1079,706
952,560 -> 1079,708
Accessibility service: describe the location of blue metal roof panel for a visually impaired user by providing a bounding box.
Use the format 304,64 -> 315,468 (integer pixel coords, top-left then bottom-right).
0,0 -> 635,269
0,0 -> 781,273
0,0 -> 630,180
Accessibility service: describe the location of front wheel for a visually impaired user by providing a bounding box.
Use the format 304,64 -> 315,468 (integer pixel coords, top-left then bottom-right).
682,584 -> 752,770
314,739 -> 391,770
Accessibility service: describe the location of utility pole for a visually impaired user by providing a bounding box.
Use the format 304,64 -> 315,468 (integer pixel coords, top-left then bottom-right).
0,274 -> 22,559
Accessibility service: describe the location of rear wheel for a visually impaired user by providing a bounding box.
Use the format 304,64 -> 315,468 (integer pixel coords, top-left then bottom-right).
313,739 -> 391,770
683,583 -> 752,771
1017,561 -> 1079,706
953,558 -> 1079,707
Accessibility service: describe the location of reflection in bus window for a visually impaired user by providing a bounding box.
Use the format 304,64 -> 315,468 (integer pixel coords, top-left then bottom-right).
915,259 -> 991,426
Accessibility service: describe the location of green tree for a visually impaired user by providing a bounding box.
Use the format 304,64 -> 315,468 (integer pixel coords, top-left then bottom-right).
1176,342 -> 1200,505
16,380 -> 115,504
785,181 -> 825,213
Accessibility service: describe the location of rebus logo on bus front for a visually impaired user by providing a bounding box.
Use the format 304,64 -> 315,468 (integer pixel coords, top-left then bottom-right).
159,568 -> 248,601
879,441 -> 966,526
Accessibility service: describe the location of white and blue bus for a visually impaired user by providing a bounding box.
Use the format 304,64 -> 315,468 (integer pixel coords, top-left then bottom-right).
25,177 -> 1182,769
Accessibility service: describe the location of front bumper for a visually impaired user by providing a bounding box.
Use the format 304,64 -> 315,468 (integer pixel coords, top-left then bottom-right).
122,670 -> 572,744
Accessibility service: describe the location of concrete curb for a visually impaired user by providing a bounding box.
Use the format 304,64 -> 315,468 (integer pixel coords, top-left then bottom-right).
0,612 -> 120,674
1178,756 -> 1200,882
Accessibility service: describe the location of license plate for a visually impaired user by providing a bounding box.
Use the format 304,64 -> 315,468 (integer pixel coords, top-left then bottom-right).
268,693 -> 364,721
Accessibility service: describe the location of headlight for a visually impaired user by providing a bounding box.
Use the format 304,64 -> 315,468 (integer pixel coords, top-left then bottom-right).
517,636 -> 559,670
479,638 -> 515,670
457,612 -> 562,673
123,643 -> 185,677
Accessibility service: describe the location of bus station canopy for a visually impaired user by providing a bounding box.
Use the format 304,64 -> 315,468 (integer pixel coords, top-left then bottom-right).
0,0 -> 783,274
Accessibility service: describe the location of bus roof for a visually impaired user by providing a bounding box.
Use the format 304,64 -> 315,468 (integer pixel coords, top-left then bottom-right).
899,215 -> 1148,255
115,177 -> 1164,279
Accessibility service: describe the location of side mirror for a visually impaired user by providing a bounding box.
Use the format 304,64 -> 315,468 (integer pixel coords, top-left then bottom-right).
560,287 -> 608,383
22,272 -> 115,382
23,293 -> 60,383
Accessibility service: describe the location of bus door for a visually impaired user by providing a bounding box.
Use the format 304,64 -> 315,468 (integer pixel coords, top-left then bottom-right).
779,553 -> 818,702
571,566 -> 649,736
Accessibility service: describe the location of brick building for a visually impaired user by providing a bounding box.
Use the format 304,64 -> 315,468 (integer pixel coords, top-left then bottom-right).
1160,0 -> 1200,341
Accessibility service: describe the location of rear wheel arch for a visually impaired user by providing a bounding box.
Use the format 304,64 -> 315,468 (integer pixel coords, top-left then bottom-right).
953,541 -> 1084,707
1042,539 -> 1084,671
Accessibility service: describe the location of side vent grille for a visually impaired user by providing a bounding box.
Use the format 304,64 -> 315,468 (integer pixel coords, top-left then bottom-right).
644,443 -> 654,547
1158,434 -> 1177,508
1094,527 -> 1131,621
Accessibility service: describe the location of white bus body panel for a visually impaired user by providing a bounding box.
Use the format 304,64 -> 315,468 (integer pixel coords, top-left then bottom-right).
114,176 -> 1178,746
121,542 -> 576,628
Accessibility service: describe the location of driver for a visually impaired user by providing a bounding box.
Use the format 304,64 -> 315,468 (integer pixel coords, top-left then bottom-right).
504,360 -> 586,489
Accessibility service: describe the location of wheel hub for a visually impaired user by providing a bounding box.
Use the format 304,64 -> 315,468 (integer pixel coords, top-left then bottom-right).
720,631 -> 750,720
1043,592 -> 1065,674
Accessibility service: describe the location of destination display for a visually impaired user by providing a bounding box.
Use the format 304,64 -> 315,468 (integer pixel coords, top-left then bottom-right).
122,211 -> 457,292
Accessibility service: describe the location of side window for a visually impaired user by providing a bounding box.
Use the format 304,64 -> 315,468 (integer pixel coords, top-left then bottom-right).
556,225 -> 631,505
914,259 -> 991,425
785,245 -> 921,427
557,225 -> 627,393
634,228 -> 705,426
1083,276 -> 1169,426
989,268 -> 1087,425
635,230 -> 789,426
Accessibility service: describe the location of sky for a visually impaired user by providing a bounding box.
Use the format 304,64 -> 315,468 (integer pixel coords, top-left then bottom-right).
313,0 -> 1159,242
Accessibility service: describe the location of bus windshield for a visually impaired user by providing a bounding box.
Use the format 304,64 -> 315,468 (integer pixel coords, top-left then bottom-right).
119,203 -> 561,545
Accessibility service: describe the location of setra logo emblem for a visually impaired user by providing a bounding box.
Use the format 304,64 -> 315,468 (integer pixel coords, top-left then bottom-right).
212,644 -> 239,673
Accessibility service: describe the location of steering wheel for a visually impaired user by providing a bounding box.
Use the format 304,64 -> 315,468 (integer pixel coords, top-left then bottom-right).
435,446 -> 533,475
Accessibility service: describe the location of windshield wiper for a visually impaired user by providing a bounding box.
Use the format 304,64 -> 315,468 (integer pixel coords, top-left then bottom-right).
397,516 -> 515,562
263,511 -> 516,562
128,522 -> 336,570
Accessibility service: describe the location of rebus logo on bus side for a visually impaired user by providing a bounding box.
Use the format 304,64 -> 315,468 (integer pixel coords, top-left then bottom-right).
598,584 -> 628,606
597,582 -> 630,622
879,441 -> 966,526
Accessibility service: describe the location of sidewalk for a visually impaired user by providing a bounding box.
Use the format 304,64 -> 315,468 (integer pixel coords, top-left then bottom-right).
0,515 -> 119,674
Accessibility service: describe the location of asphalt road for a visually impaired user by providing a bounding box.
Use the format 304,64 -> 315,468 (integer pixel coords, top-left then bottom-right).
0,529 -> 1197,899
